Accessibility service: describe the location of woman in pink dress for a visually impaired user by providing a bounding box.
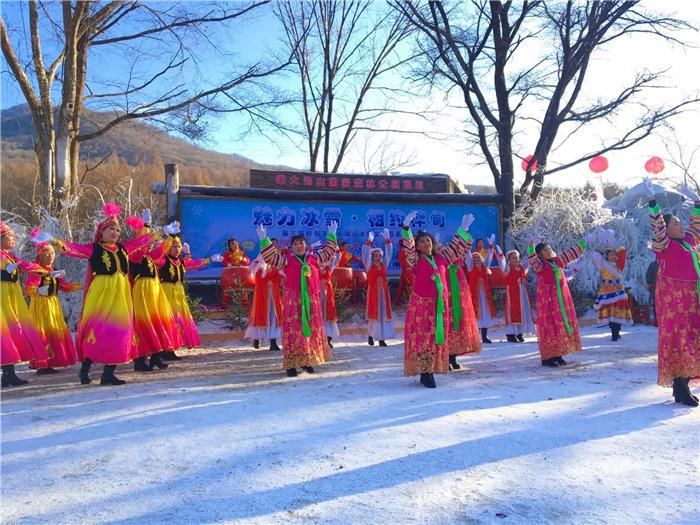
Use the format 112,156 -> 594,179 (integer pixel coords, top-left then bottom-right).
527,238 -> 587,368
26,242 -> 82,374
1,221 -> 48,387
645,179 -> 700,407
256,221 -> 338,377
401,211 -> 474,388
155,236 -> 222,360
47,204 -> 162,385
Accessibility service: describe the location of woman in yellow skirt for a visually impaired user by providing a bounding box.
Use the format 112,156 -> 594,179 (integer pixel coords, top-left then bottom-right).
127,212 -> 180,371
592,245 -> 632,341
1,221 -> 48,387
41,203 -> 162,385
26,242 -> 82,374
156,236 -> 221,360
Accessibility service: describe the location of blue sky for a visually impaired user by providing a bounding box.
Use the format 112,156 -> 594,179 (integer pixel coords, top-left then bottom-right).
2,1 -> 699,190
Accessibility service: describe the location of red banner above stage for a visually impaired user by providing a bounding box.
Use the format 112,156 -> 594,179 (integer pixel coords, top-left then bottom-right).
249,169 -> 459,194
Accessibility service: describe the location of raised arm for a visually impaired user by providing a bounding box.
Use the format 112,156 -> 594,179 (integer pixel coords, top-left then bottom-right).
648,199 -> 669,253
54,240 -> 94,259
382,229 -> 393,268
122,230 -> 161,256
314,223 -> 340,266
58,277 -> 82,293
362,232 -> 374,270
557,240 -> 587,267
688,200 -> 700,247
527,242 -> 544,273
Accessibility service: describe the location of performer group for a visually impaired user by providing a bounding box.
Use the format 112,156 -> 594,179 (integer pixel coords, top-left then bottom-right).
1,181 -> 698,408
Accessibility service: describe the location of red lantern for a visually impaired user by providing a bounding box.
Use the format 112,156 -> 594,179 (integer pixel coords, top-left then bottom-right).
521,155 -> 538,172
644,156 -> 665,174
589,155 -> 608,173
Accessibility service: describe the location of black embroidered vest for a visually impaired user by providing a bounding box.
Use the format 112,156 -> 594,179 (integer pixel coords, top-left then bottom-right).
130,256 -> 157,279
0,254 -> 19,282
159,256 -> 185,283
90,243 -> 128,276
38,274 -> 58,295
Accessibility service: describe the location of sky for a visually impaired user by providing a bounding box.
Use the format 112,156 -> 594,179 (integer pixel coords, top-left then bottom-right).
1,1 -> 699,192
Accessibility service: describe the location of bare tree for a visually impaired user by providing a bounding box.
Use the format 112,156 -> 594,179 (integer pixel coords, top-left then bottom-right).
0,0 -> 287,211
394,0 -> 699,226
661,126 -> 699,193
275,0 -> 420,173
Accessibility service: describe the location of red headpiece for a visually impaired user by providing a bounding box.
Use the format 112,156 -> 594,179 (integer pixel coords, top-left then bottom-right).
93,202 -> 122,243
0,221 -> 13,239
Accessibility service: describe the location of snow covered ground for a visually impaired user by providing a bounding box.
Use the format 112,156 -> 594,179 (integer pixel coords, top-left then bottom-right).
1,324 -> 698,525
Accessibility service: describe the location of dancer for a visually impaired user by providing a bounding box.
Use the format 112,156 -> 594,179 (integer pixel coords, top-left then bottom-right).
401,211 -> 474,388
1,222 -> 48,387
338,242 -> 362,268
245,254 -> 283,352
592,237 -> 632,341
645,178 -> 700,407
440,240 -> 481,370
222,238 -> 250,267
473,238 -> 488,260
157,236 -> 222,360
527,237 -> 587,367
256,221 -> 338,377
497,247 -> 535,343
318,246 -> 341,348
128,211 -> 180,371
466,234 -> 497,343
47,204 -> 164,385
362,229 -> 395,347
26,242 -> 81,374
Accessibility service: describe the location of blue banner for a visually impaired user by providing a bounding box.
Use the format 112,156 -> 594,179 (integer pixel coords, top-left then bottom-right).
181,197 -> 501,279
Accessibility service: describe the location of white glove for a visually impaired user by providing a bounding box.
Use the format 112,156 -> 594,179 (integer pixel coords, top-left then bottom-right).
460,214 -> 475,231
642,177 -> 655,199
328,220 -> 338,236
31,231 -> 53,243
141,208 -> 152,224
37,285 -> 50,296
382,228 -> 390,241
256,223 -> 267,241
182,242 -> 191,255
495,245 -> 503,255
210,253 -> 223,263
368,231 -> 375,243
5,263 -> 18,273
488,233 -> 496,246
49,270 -> 66,278
311,240 -> 323,249
681,185 -> 700,202
163,221 -> 181,235
403,211 -> 418,227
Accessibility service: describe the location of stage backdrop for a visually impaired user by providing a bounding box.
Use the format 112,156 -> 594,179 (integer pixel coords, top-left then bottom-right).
181,196 -> 501,279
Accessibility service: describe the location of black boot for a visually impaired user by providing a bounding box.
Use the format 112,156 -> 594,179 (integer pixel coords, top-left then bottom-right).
253,339 -> 260,349
327,336 -> 334,349
419,372 -> 436,388
1,364 -> 28,387
506,334 -> 518,343
302,366 -> 315,374
79,358 -> 93,385
685,378 -> 699,403
673,377 -> 699,407
541,358 -> 559,368
269,338 -> 281,352
161,351 -> 182,361
516,334 -> 525,343
100,365 -> 126,386
449,354 -> 461,371
554,356 -> 567,366
378,340 -> 387,347
481,328 -> 492,344
133,357 -> 153,372
610,322 -> 621,341
286,368 -> 298,377
368,336 -> 375,346
150,352 -> 169,370
36,367 -> 58,375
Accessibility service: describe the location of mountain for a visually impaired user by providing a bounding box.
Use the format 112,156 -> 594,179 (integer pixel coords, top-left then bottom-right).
0,104 -> 284,184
